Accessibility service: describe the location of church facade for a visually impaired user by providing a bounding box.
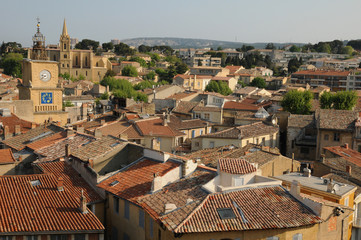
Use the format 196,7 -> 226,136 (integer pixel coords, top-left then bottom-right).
28,19 -> 112,82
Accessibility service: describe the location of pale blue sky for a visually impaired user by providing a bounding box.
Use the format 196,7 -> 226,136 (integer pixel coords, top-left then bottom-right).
1,0 -> 361,47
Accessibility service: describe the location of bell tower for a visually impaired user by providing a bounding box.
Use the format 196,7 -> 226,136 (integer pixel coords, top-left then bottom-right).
59,19 -> 71,74
18,18 -> 68,125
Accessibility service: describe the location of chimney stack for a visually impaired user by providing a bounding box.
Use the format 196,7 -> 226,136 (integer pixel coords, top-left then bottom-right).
344,143 -> 349,149
14,125 -> 21,135
94,129 -> 102,138
100,119 -> 105,125
66,128 -> 74,137
303,167 -> 311,177
327,178 -> 334,192
65,144 -> 71,157
79,190 -> 88,214
76,126 -> 84,134
4,126 -> 10,139
57,177 -> 64,191
346,165 -> 352,175
88,159 -> 94,168
151,173 -> 162,193
290,180 -> 301,197
31,123 -> 36,129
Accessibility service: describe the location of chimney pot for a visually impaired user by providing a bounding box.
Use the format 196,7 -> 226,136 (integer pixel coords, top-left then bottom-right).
100,119 -> 105,125
303,167 -> 311,177
65,144 -> 71,157
344,143 -> 349,149
14,125 -> 21,135
94,129 -> 102,138
79,190 -> 88,214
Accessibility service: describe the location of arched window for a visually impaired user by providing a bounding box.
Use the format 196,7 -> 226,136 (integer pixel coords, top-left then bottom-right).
64,54 -> 67,59
64,43 -> 67,50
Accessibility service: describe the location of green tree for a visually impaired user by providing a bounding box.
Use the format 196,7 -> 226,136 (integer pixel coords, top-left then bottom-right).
59,72 -> 71,80
102,42 -> 114,52
138,45 -> 152,53
122,65 -> 138,77
333,91 -> 357,110
144,71 -> 156,81
320,91 -> 334,109
78,74 -> 86,81
250,77 -> 266,88
114,43 -> 135,56
198,59 -> 202,66
341,46 -> 354,56
100,92 -> 109,100
63,100 -> 74,108
104,70 -> 116,78
129,56 -> 147,67
289,45 -> 301,52
175,62 -> 188,74
1,53 -> 23,77
217,46 -> 223,51
205,81 -> 232,96
75,39 -> 99,52
265,43 -> 276,49
133,92 -> 148,103
281,90 -> 313,114
288,57 -> 302,73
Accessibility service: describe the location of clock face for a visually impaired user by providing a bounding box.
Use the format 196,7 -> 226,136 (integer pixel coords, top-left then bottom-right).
39,70 -> 51,82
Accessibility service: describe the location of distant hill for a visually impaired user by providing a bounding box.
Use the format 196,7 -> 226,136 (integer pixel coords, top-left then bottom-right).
120,37 -> 305,49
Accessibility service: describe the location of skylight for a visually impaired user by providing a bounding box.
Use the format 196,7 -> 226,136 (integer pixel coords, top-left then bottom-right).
217,208 -> 236,220
30,179 -> 41,187
109,180 -> 119,187
29,131 -> 53,142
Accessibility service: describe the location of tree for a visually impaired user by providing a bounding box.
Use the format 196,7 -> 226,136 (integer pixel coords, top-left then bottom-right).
198,59 -> 202,66
341,46 -> 354,56
144,71 -> 156,81
217,46 -> 223,51
63,100 -> 74,108
122,65 -> 138,77
250,77 -> 266,88
281,90 -> 313,114
78,74 -> 86,81
288,57 -> 302,74
133,92 -> 148,103
138,44 -> 152,53
289,45 -> 301,52
175,62 -> 188,74
75,39 -> 99,52
320,91 -> 357,110
114,43 -> 135,56
129,56 -> 147,67
1,53 -> 23,77
205,81 -> 232,96
320,91 -> 334,109
59,72 -> 71,80
265,43 -> 276,49
347,40 -> 361,51
102,42 -> 114,52
104,70 -> 116,78
100,92 -> 109,100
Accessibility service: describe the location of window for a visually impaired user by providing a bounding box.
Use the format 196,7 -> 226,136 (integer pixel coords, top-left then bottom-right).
209,141 -> 215,148
204,113 -> 210,120
333,133 -> 340,142
324,134 -> 329,141
50,236 -> 67,240
266,237 -> 279,240
75,56 -> 78,66
53,55 -> 56,61
85,56 -> 88,66
67,64 -> 69,67
74,235 -> 85,240
124,200 -> 130,220
111,226 -> 118,240
139,209 -> 145,229
0,237 -> 13,240
200,130 -> 203,135
76,71 -> 78,76
63,43 -> 66,50
345,196 -> 349,207
194,113 -> 201,119
293,233 -> 302,240
85,71 -> 87,76
114,196 -> 119,214
149,218 -> 154,238
256,138 -> 259,144
262,137 -> 265,145
192,130 -> 195,138
217,208 -> 236,219
64,54 -> 67,59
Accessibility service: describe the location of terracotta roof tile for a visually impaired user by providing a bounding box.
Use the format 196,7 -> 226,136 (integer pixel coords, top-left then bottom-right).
0,113 -> 37,136
324,145 -> 361,167
97,158 -> 181,204
36,161 -> 103,203
219,158 -> 256,174
175,186 -> 321,233
0,174 -> 104,233
0,149 -> 16,164
316,109 -> 358,131
135,118 -> 185,137
27,131 -> 67,151
288,114 -> 315,128
172,101 -> 199,115
292,70 -> 350,77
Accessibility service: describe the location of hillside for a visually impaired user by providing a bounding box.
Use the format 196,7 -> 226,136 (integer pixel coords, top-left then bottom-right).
120,37 -> 305,49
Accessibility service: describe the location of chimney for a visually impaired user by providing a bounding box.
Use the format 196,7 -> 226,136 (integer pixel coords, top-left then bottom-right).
290,180 -> 301,197
327,178 -> 334,192
120,133 -> 128,141
14,125 -> 21,135
100,119 -> 105,125
303,167 -> 311,177
151,173 -> 162,192
65,144 -> 71,157
57,177 -> 64,191
162,113 -> 167,126
31,123 -> 36,129
4,126 -> 10,139
320,154 -> 325,163
151,137 -> 160,151
164,203 -> 177,214
79,190 -> 88,214
344,143 -> 349,149
182,159 -> 197,177
66,128 -> 74,137
346,165 -> 352,175
76,126 -> 84,134
88,159 -> 94,168
94,129 -> 102,138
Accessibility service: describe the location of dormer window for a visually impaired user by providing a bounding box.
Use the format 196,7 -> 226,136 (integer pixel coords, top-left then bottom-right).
217,208 -> 236,220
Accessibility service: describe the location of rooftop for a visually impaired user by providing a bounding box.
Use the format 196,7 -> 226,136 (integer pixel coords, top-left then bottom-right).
324,145 -> 361,167
292,70 -> 351,77
0,148 -> 16,164
219,158 -> 256,174
135,118 -> 185,137
0,174 -> 104,234
316,109 -> 358,131
274,172 -> 357,197
288,114 -> 315,128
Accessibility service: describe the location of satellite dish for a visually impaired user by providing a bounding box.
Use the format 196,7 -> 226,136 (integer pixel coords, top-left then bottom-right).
333,184 -> 340,193
323,179 -> 328,185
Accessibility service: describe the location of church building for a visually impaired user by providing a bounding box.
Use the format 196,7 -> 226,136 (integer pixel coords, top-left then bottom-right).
28,19 -> 112,82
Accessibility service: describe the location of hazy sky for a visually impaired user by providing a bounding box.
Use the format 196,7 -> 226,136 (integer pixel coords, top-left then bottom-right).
1,0 -> 361,47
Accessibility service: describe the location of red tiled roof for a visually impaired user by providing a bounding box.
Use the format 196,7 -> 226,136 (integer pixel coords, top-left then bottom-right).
36,161 -> 103,203
324,145 -> 361,167
174,186 -> 321,233
292,70 -> 350,77
225,66 -> 243,74
211,76 -> 233,81
97,158 -> 181,204
0,113 -> 37,135
27,131 -> 67,151
223,101 -> 259,111
0,174 -> 104,233
135,118 -> 185,137
0,149 -> 16,164
219,158 -> 256,174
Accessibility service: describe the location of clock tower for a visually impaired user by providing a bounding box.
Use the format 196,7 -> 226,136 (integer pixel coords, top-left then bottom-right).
19,19 -> 68,124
